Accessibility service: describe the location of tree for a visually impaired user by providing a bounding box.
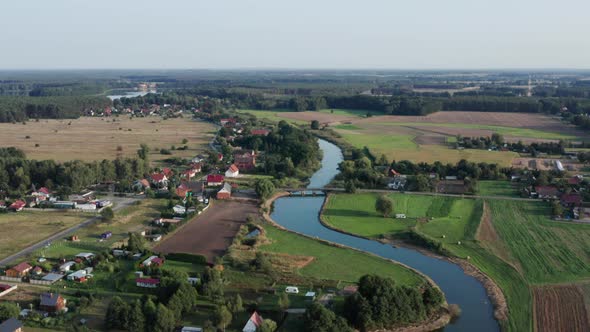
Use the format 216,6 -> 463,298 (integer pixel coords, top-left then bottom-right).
154,304 -> 175,332
100,207 -> 114,222
229,294 -> 244,313
311,120 -> 320,130
551,200 -> 563,217
375,195 -> 393,217
127,232 -> 147,252
304,302 -> 353,332
278,292 -> 290,311
0,302 -> 19,322
214,305 -> 232,330
255,179 -> 275,200
415,174 -> 431,192
126,300 -> 145,332
105,297 -> 129,329
345,180 -> 356,194
259,319 -> 278,332
137,143 -> 150,162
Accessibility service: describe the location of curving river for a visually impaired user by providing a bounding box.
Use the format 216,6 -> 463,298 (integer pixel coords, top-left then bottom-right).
270,139 -> 499,332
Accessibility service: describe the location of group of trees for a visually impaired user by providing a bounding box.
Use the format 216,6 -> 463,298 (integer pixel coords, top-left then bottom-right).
0,95 -> 111,122
455,134 -> 567,155
0,146 -> 149,197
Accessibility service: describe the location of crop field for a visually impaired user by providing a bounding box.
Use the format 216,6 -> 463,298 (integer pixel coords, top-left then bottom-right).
533,285 -> 589,332
0,211 -> 88,260
260,223 -> 423,285
477,180 -> 518,197
0,117 -> 215,162
154,200 -> 259,262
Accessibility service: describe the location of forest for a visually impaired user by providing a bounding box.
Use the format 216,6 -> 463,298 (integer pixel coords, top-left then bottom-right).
0,96 -> 111,122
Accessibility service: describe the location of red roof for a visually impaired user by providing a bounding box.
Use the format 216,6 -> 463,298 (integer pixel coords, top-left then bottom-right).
151,173 -> 167,182
207,174 -> 224,183
190,163 -> 202,171
152,257 -> 164,265
228,164 -> 239,173
251,129 -> 270,136
561,193 -> 582,205
390,169 -> 400,176
0,284 -> 13,291
140,179 -> 150,187
38,187 -> 51,195
536,186 -> 559,196
249,311 -> 264,327
9,200 -> 26,210
136,278 -> 160,285
10,262 -> 32,273
162,168 -> 173,177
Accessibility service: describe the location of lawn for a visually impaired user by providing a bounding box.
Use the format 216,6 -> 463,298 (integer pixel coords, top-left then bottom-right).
477,180 -> 518,197
0,117 -> 215,162
0,211 -> 89,260
260,223 -> 423,286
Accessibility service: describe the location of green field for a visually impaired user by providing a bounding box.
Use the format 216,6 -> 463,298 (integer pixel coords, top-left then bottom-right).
477,180 -> 518,197
317,108 -> 376,117
335,129 -> 518,166
235,109 -> 306,124
260,223 -> 423,286
323,193 -> 576,331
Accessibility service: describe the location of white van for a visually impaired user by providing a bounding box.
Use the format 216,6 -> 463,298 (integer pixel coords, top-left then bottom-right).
285,286 -> 299,294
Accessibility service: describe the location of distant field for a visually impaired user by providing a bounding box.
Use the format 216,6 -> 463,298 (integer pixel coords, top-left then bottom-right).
0,211 -> 88,260
260,223 -> 423,285
236,109 -> 307,124
0,117 -> 215,162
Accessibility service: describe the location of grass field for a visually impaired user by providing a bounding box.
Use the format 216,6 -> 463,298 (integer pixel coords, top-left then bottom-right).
0,117 -> 215,162
260,223 -> 423,286
0,211 -> 88,260
236,109 -> 307,124
477,181 -> 518,197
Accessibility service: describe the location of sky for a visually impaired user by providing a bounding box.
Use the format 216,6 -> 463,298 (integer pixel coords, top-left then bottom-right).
1,0 -> 589,69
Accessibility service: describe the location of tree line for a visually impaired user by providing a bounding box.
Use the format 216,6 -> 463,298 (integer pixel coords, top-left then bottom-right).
0,96 -> 111,123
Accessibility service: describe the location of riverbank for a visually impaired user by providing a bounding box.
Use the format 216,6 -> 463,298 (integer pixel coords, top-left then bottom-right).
319,193 -> 508,325
262,192 -> 452,332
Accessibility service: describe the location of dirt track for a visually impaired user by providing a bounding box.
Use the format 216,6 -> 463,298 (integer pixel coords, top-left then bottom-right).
154,200 -> 259,262
534,285 -> 590,332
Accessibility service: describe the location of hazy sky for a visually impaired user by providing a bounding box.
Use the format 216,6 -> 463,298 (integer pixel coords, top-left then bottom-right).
1,0 -> 589,69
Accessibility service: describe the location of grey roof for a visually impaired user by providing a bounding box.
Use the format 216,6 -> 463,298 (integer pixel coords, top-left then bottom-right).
40,293 -> 61,307
42,273 -> 65,282
0,318 -> 23,332
219,182 -> 232,193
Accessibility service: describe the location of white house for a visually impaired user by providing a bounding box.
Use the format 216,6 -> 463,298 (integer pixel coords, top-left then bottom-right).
136,278 -> 160,288
75,253 -> 95,261
173,205 -> 186,215
242,311 -> 263,332
142,256 -> 158,267
225,164 -> 240,178
59,261 -> 76,272
66,270 -> 87,281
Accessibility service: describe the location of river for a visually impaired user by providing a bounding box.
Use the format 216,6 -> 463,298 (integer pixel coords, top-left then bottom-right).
270,139 -> 499,332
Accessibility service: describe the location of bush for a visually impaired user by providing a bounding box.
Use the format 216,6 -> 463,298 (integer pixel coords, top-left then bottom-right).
165,253 -> 208,265
160,149 -> 172,155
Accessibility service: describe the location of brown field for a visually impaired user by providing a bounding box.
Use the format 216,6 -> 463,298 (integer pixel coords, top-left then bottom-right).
154,200 -> 259,262
533,285 -> 590,332
0,116 -> 215,162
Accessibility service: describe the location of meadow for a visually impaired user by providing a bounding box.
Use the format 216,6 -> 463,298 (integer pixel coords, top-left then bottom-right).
0,117 -> 215,162
477,180 -> 518,197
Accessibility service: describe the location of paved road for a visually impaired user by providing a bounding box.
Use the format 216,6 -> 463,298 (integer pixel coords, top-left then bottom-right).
0,196 -> 140,266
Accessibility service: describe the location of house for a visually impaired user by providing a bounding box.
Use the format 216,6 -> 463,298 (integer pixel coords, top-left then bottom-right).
162,168 -> 174,178
75,253 -> 95,261
191,154 -> 207,164
66,270 -> 88,282
32,266 -> 43,275
5,262 -> 32,278
181,169 -> 197,180
153,218 -> 181,226
225,164 -> 240,178
173,205 -> 186,215
217,183 -> 232,200
31,187 -> 51,200
181,327 -> 203,332
141,256 -> 164,267
133,179 -> 151,192
233,150 -> 256,170
40,273 -> 65,284
0,284 -> 17,298
136,278 -> 160,288
250,129 -> 270,136
0,318 -> 23,332
8,200 -> 25,212
341,285 -> 358,296
59,261 -> 76,272
150,173 -> 168,188
39,293 -> 67,313
189,163 -> 202,173
220,118 -> 236,127
207,174 -> 225,186
561,193 -> 583,207
389,169 -> 401,176
387,175 -> 407,190
535,186 -> 559,199
242,311 -> 264,332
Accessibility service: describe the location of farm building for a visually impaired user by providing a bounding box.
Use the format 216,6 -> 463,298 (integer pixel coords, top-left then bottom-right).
242,311 -> 264,332
217,183 -> 232,200
5,262 -> 32,278
0,318 -> 23,332
8,200 -> 25,212
39,293 -> 67,313
136,278 -> 160,288
225,164 -> 240,178
207,174 -> 224,186
233,150 -> 256,170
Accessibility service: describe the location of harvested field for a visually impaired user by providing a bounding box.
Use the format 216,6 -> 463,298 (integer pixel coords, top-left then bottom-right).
0,117 -> 215,162
533,285 -> 590,332
154,200 -> 259,263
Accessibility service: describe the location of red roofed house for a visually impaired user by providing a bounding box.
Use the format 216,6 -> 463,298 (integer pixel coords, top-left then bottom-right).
251,129 -> 270,136
561,193 -> 583,207
162,168 -> 173,177
217,183 -> 232,200
568,176 -> 583,186
242,311 -> 264,332
234,151 -> 256,170
225,164 -> 240,178
136,278 -> 160,288
176,184 -> 189,198
220,118 -> 236,127
40,293 -> 67,313
5,262 -> 32,278
31,187 -> 51,200
8,200 -> 26,212
181,169 -> 197,180
535,186 -> 559,199
207,174 -> 225,186
150,173 -> 168,188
